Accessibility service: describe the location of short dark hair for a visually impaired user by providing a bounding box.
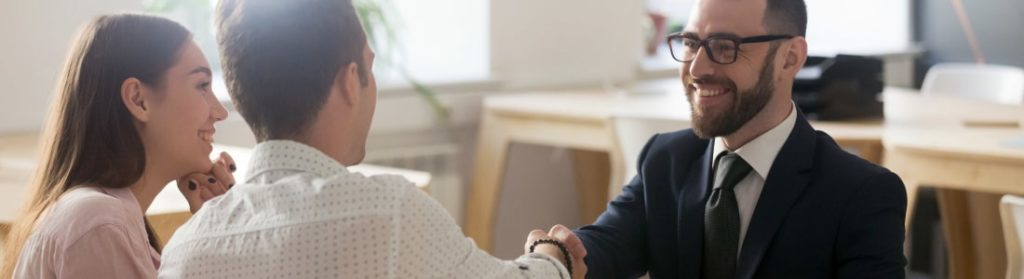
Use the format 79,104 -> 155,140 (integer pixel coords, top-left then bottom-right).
763,0 -> 807,37
216,0 -> 368,141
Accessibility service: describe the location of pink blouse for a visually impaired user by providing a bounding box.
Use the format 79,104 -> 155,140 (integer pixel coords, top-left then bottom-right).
12,186 -> 160,278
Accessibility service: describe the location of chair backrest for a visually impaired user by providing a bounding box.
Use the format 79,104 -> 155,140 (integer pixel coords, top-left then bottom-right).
1000,195 -> 1024,279
611,114 -> 689,185
921,63 -> 1024,105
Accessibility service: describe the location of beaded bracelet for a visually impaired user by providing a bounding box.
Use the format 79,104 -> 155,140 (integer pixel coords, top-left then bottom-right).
529,239 -> 573,277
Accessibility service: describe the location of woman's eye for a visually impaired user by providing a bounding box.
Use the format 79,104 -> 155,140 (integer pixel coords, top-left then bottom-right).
197,82 -> 211,91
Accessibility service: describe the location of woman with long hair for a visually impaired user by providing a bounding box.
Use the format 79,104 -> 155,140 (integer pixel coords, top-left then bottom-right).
1,13 -> 234,278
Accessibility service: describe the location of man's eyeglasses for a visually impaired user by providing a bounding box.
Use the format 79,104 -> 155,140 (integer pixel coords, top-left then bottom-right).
667,33 -> 794,64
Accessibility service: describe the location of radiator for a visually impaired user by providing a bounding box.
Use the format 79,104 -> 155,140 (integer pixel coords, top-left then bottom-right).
363,144 -> 464,224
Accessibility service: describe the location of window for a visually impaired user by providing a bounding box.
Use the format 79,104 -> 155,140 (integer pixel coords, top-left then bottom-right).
145,0 -> 491,100
374,0 -> 490,85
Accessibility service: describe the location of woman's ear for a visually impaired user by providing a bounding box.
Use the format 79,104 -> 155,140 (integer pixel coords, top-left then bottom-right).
121,78 -> 150,122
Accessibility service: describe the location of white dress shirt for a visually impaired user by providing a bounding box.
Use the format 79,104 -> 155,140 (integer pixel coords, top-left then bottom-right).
711,102 -> 797,252
159,140 -> 569,278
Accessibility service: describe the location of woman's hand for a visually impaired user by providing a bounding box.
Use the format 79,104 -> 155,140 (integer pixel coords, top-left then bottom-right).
176,152 -> 236,213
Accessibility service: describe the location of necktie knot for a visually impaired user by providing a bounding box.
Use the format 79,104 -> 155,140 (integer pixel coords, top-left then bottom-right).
715,152 -> 752,191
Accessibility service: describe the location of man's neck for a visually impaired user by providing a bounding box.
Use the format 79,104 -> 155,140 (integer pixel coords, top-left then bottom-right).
721,99 -> 793,151
291,130 -> 354,167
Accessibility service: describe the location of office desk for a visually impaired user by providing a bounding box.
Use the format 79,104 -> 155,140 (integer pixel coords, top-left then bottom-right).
464,88 -> 896,252
881,91 -> 1024,279
0,133 -> 432,244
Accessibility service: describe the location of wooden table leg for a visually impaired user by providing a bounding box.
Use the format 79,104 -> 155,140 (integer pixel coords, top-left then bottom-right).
0,222 -> 9,246
861,141 -> 884,165
904,179 -> 919,230
606,135 -> 627,202
572,150 -> 611,224
936,189 -> 975,279
886,150 -> 918,230
465,113 -> 512,252
965,192 -> 1007,279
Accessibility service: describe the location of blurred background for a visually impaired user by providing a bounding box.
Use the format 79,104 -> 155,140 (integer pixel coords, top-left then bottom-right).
2,1 -> 1023,278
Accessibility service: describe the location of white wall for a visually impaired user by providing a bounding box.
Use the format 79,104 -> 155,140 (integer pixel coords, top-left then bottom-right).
805,0 -> 912,55
0,0 -> 142,133
490,0 -> 645,89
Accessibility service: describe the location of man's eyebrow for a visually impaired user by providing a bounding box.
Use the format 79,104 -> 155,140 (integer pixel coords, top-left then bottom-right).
680,32 -> 741,40
706,32 -> 741,39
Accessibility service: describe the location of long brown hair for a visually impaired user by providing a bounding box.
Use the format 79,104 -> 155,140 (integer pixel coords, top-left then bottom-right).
1,14 -> 191,276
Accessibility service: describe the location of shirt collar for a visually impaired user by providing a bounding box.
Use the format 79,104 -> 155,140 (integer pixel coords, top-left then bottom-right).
712,102 -> 798,179
244,140 -> 349,183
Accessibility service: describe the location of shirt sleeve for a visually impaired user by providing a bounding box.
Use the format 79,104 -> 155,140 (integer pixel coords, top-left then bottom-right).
392,179 -> 570,279
57,223 -> 156,279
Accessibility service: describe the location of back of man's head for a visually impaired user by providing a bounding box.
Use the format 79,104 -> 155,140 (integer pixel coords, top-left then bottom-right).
216,0 -> 368,141
763,0 -> 807,37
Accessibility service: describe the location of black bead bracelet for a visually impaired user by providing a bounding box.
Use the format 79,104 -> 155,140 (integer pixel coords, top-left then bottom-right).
529,239 -> 573,277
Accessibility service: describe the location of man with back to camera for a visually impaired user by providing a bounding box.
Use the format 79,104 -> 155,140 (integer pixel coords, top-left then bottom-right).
157,0 -> 588,278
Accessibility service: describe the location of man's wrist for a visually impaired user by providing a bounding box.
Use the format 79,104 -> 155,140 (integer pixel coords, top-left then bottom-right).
533,244 -> 566,264
529,239 -> 573,277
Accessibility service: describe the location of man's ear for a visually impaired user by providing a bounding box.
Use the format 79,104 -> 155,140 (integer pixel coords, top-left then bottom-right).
120,78 -> 150,122
782,37 -> 808,73
335,61 -> 362,107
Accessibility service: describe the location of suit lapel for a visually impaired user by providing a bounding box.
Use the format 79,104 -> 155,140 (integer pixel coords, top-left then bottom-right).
736,113 -> 817,279
677,139 -> 714,278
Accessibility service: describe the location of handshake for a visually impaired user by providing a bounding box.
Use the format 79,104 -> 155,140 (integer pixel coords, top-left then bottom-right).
524,224 -> 588,279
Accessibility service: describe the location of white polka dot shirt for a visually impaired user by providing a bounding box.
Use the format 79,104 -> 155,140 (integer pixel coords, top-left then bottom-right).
158,140 -> 569,278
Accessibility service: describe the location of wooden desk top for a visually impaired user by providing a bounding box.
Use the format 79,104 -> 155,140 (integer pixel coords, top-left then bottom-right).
0,133 -> 431,221
881,87 -> 1024,164
485,91 -> 690,124
482,86 -> 908,142
885,126 -> 1024,164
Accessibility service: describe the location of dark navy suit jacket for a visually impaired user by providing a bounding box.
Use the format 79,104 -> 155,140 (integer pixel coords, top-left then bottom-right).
576,113 -> 907,279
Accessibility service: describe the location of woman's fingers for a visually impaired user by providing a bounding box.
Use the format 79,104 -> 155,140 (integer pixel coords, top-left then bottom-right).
219,152 -> 237,173
209,159 -> 235,191
177,174 -> 207,213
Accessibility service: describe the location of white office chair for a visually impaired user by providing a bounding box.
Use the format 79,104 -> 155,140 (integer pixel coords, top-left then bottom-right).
611,114 -> 689,185
921,63 -> 1024,105
1001,195 -> 1024,279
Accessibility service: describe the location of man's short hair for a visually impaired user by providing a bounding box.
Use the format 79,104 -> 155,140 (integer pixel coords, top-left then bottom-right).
216,0 -> 368,141
764,0 -> 807,37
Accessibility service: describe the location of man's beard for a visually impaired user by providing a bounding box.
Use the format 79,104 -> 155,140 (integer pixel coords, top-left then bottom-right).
684,48 -> 777,139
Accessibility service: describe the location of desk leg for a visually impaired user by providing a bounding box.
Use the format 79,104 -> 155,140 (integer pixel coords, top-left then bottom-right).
899,178 -> 920,235
572,150 -> 611,224
861,142 -> 884,165
884,150 -> 918,229
607,138 -> 626,202
965,192 -> 1007,279
465,113 -> 511,252
936,189 -> 974,279
934,190 -> 1009,279
0,222 -> 9,245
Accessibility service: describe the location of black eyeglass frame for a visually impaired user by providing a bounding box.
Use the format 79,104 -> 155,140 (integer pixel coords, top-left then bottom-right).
667,33 -> 795,64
